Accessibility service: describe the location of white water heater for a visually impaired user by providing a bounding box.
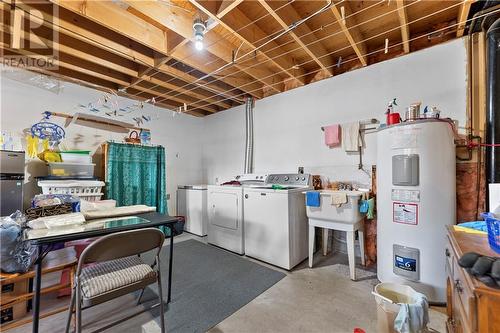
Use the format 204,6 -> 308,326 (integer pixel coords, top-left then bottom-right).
376,119 -> 456,302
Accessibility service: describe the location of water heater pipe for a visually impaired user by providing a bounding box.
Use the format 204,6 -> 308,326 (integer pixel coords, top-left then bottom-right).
486,17 -> 500,209
244,96 -> 254,174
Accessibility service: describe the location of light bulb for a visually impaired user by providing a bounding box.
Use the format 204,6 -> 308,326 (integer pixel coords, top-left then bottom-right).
195,40 -> 203,51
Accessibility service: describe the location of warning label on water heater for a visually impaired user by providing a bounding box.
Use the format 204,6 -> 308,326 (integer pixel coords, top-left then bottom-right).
393,202 -> 418,225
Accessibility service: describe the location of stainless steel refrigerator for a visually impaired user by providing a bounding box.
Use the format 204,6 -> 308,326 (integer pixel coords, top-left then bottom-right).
0,150 -> 25,216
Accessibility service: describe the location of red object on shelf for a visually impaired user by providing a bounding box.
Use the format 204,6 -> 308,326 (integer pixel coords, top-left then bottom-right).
353,329 -> 366,333
386,113 -> 401,125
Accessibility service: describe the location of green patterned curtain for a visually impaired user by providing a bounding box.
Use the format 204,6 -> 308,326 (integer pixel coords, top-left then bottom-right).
105,142 -> 169,233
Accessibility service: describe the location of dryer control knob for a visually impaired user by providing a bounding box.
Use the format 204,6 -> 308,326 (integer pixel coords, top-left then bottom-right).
284,176 -> 289,181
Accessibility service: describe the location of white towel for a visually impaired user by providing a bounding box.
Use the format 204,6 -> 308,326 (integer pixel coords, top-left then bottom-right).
341,122 -> 361,152
27,213 -> 85,229
330,192 -> 348,207
83,205 -> 156,220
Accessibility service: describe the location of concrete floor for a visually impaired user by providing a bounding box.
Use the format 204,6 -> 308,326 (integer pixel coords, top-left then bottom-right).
11,233 -> 447,332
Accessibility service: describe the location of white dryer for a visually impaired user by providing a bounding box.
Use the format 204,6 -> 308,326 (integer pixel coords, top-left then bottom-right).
207,174 -> 267,254
243,174 -> 311,269
176,185 -> 207,236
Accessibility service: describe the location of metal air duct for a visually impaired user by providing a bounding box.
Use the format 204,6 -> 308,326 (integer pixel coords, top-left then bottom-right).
244,96 -> 254,174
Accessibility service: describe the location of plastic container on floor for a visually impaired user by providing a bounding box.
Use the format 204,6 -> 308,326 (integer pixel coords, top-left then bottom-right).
372,283 -> 423,333
48,162 -> 95,178
38,180 -> 105,202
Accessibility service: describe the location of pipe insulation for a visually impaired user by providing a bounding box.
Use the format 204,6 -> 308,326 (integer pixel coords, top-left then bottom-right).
244,96 -> 254,174
486,17 -> 500,209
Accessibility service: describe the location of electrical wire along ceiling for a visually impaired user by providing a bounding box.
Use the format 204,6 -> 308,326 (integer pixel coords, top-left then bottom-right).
1,0 -> 492,116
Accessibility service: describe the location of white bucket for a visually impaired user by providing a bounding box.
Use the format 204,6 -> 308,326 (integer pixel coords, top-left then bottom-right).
372,283 -> 420,333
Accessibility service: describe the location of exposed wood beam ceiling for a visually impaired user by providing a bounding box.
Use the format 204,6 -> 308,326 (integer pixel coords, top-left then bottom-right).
329,1 -> 367,67
259,0 -> 333,77
457,0 -> 474,37
1,0 -> 470,117
396,0 -> 410,53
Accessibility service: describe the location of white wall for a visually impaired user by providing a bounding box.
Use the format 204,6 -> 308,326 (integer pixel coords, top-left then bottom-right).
0,72 -> 204,213
203,39 -> 467,186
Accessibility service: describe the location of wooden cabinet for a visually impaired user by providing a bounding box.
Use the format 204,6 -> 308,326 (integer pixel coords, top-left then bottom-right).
446,227 -> 500,333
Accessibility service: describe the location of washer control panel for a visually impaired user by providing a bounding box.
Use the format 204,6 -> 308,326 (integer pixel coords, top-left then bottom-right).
266,174 -> 310,186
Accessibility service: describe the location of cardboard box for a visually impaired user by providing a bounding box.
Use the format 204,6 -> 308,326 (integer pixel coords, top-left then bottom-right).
1,279 -> 28,305
0,302 -> 27,324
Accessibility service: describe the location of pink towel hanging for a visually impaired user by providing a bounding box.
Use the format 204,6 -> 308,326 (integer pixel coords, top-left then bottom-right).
324,124 -> 340,147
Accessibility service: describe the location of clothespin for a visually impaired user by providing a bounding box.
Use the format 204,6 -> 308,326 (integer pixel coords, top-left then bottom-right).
183,103 -> 187,112
340,6 -> 346,25
337,56 -> 342,68
232,50 -> 236,64
384,38 -> 389,54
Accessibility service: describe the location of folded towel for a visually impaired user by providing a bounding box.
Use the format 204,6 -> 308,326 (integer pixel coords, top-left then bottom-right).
27,212 -> 85,229
323,124 -> 340,147
394,292 -> 429,333
341,122 -> 361,152
330,192 -> 347,207
306,191 -> 321,207
366,198 -> 375,219
83,205 -> 156,220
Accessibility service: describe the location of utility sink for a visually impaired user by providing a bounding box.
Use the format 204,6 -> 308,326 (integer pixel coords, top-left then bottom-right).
305,190 -> 364,224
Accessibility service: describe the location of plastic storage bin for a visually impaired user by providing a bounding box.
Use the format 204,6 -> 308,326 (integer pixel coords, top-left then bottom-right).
48,162 -> 95,178
481,212 -> 500,254
38,180 -> 104,201
60,151 -> 92,164
372,283 -> 427,333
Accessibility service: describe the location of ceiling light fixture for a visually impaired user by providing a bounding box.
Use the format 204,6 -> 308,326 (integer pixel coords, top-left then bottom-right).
193,18 -> 207,51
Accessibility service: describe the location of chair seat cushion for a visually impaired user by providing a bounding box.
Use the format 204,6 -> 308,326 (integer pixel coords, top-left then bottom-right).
80,256 -> 156,298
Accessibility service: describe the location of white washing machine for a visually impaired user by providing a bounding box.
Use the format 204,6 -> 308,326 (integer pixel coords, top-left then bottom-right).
207,174 -> 267,254
176,185 -> 208,236
244,174 -> 311,270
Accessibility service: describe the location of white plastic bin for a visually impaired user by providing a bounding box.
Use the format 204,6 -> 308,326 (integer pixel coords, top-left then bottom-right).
372,283 -> 423,333
60,152 -> 92,164
38,180 -> 105,201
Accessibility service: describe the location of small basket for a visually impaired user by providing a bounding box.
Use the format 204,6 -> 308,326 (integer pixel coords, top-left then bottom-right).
481,212 -> 500,254
125,130 -> 141,144
38,180 -> 105,202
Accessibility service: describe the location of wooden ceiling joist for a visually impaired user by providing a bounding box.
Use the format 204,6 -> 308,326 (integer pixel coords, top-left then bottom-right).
49,0 -> 170,55
128,39 -> 189,90
396,0 -> 410,53
6,1 -> 243,108
0,16 -> 227,112
217,0 -> 244,19
2,38 -> 218,115
124,0 -> 280,97
457,0 -> 474,37
330,2 -> 367,67
258,0 -> 333,77
190,0 -> 306,86
155,61 -> 245,103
